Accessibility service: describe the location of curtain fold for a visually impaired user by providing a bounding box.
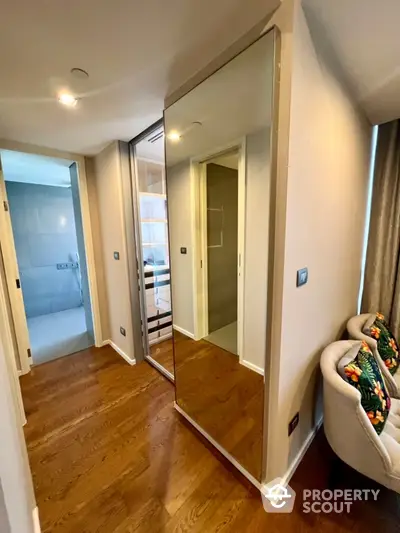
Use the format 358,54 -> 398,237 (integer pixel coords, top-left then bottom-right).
362,120 -> 400,336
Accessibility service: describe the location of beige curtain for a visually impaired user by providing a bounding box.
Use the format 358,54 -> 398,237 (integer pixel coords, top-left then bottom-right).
362,120 -> 400,335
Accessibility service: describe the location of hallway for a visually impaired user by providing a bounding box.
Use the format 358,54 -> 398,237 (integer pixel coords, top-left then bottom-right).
20,347 -> 400,533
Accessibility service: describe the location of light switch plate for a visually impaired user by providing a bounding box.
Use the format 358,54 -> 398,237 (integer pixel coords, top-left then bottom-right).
114,251 -> 120,260
297,267 -> 308,287
120,326 -> 126,337
288,412 -> 299,436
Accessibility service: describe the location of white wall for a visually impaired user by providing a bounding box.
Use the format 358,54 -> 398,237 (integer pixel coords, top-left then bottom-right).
93,142 -> 135,363
266,0 -> 372,479
0,482 -> 11,533
0,266 -> 35,533
167,160 -> 195,337
243,128 -> 271,372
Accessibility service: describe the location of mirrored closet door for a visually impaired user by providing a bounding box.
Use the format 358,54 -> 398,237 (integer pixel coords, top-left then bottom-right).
131,122 -> 174,381
165,29 -> 277,482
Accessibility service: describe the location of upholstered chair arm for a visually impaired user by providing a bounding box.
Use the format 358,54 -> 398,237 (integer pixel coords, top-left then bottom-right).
321,341 -> 392,478
347,314 -> 397,397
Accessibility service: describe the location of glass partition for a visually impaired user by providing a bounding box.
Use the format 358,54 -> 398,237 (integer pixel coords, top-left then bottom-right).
131,124 -> 174,380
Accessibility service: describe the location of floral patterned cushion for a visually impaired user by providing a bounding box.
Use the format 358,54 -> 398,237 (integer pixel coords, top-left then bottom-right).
339,341 -> 391,435
364,312 -> 400,375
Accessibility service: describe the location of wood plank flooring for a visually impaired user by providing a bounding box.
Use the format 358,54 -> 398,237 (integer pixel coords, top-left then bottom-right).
173,331 -> 264,481
20,345 -> 400,533
149,338 -> 175,376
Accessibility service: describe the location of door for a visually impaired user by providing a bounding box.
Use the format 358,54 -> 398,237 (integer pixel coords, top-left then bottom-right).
0,156 -> 31,374
69,163 -> 95,344
206,162 -> 239,349
130,121 -> 175,381
195,145 -> 245,359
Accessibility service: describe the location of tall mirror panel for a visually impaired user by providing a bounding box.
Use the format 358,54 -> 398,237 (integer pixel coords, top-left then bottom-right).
165,30 -> 276,482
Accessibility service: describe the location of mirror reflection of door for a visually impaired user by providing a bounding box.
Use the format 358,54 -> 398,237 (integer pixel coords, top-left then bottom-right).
203,154 -> 239,356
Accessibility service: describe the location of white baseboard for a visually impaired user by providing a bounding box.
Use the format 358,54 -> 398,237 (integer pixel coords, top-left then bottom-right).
240,359 -> 264,376
279,417 -> 323,487
17,369 -> 22,377
102,340 -> 136,366
33,506 -> 41,533
173,325 -> 194,339
174,402 -> 261,490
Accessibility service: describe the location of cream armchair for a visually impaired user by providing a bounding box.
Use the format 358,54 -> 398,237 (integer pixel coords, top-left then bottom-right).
347,314 -> 400,398
320,340 -> 400,493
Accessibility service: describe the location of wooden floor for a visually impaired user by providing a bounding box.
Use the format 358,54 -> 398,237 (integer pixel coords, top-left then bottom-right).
149,338 -> 175,376
20,345 -> 400,533
174,330 -> 264,480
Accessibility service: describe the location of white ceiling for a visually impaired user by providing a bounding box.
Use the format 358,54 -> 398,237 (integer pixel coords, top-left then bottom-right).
2,0 -> 398,156
303,0 -> 400,125
165,32 -> 274,167
0,0 -> 279,156
135,126 -> 164,163
0,150 -> 73,187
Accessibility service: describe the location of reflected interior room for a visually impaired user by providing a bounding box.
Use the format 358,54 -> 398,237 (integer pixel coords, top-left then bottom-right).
165,30 -> 276,483
131,124 -> 175,380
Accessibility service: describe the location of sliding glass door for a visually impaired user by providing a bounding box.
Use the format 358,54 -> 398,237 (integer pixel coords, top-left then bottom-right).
131,121 -> 174,381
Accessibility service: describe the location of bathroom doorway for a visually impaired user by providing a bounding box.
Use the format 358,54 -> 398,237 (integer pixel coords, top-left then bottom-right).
0,150 -> 95,367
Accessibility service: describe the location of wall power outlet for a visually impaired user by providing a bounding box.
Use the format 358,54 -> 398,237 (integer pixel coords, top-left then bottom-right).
288,412 -> 299,436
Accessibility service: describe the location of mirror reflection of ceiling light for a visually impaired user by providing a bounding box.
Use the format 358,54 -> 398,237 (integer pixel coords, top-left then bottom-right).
167,122 -> 202,141
70,67 -> 89,80
167,131 -> 181,142
58,93 -> 78,107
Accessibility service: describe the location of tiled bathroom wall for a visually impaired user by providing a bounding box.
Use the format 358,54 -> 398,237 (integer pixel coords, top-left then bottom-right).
6,181 -> 82,318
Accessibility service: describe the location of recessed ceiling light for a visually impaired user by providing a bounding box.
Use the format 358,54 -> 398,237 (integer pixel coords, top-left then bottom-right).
70,67 -> 89,80
167,131 -> 181,142
58,93 -> 78,107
